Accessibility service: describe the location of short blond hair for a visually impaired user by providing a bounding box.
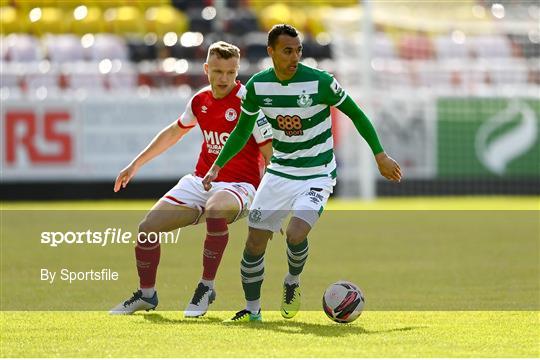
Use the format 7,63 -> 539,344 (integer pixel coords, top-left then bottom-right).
207,41 -> 240,61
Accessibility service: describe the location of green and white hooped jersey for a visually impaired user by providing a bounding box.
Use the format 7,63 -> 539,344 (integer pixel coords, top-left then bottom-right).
241,63 -> 347,181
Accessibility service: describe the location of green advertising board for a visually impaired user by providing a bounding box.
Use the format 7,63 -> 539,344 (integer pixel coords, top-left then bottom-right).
438,98 -> 540,178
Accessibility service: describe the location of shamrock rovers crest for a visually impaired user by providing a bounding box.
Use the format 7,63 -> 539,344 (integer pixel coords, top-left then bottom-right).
297,92 -> 312,107
249,208 -> 262,223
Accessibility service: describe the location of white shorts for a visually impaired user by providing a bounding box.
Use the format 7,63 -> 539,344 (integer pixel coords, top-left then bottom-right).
162,174 -> 256,224
248,172 -> 334,233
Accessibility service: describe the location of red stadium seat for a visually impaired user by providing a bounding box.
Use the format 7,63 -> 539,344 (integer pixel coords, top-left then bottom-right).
397,32 -> 435,60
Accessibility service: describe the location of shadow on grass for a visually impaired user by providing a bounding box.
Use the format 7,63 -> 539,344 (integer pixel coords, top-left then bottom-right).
222,320 -> 422,337
142,313 -> 223,324
142,313 -> 422,338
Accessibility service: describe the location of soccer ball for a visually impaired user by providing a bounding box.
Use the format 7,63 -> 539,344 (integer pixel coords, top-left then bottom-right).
322,281 -> 365,323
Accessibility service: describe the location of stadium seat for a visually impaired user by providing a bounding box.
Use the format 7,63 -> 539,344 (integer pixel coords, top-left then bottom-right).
258,3 -> 307,33
133,0 -> 170,10
69,6 -> 106,35
83,0 -> 127,9
185,73 -> 208,89
126,38 -> 158,62
434,35 -> 468,59
28,7 -> 67,36
186,7 -> 213,33
412,60 -> 459,90
43,34 -> 85,63
302,37 -> 332,60
0,61 -> 20,88
89,34 -> 129,61
508,34 -> 539,59
487,58 -> 529,85
56,0 -> 86,9
64,61 -> 106,92
4,34 -> 43,62
0,36 -> 6,61
104,6 -> 146,35
397,33 -> 435,60
108,62 -> 138,90
23,62 -> 62,93
460,61 -> 490,91
14,0 -> 57,11
528,68 -> 540,85
373,33 -> 397,58
145,5 -> 189,36
467,35 -> 513,59
169,43 -> 201,60
1,6 -> 30,34
171,0 -> 205,12
372,58 -> 413,89
243,32 -> 268,62
305,6 -> 331,36
223,8 -> 259,36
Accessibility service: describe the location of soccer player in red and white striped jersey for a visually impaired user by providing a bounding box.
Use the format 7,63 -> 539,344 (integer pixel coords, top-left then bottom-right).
110,41 -> 272,317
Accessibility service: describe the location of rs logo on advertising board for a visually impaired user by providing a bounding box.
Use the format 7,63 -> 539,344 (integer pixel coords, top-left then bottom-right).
4,110 -> 73,165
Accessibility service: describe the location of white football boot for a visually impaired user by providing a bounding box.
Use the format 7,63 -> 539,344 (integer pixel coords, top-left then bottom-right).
109,290 -> 158,315
184,282 -> 216,318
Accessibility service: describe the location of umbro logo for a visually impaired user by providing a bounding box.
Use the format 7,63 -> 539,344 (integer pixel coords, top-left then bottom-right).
263,98 -> 272,105
201,106 -> 208,113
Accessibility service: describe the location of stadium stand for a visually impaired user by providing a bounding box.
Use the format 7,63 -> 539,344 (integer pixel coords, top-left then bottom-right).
1,0 -> 538,198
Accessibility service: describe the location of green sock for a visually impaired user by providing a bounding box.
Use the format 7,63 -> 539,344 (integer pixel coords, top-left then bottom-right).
240,250 -> 264,301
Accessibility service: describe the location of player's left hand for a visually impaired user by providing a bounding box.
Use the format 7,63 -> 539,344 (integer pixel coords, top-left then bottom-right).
202,164 -> 221,191
375,152 -> 402,182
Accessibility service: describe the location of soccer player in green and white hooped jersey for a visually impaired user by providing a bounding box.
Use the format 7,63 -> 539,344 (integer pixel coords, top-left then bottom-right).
203,24 -> 402,322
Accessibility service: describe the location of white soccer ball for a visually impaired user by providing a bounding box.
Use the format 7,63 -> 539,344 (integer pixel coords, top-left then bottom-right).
322,281 -> 365,323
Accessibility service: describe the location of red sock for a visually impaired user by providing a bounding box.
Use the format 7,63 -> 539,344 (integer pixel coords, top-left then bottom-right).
202,218 -> 229,280
135,241 -> 160,288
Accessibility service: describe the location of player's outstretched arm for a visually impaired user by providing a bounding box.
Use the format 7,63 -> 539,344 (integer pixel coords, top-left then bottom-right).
337,95 -> 402,182
113,121 -> 190,192
202,111 -> 258,191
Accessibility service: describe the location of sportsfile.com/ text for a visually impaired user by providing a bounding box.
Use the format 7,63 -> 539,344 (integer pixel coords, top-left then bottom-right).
40,228 -> 181,247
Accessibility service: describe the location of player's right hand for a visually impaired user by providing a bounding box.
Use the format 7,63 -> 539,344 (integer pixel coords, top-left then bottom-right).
114,163 -> 139,192
375,152 -> 402,182
202,164 -> 221,191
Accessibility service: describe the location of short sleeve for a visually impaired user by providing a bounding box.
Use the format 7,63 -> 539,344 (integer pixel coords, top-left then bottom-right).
177,96 -> 197,129
240,78 -> 260,116
251,111 -> 273,145
321,71 -> 348,107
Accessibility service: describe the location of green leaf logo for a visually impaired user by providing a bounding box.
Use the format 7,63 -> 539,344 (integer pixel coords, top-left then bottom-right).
475,100 -> 537,175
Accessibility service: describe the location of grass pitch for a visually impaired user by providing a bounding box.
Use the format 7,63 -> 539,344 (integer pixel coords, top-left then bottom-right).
1,311 -> 538,357
1,197 -> 539,357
